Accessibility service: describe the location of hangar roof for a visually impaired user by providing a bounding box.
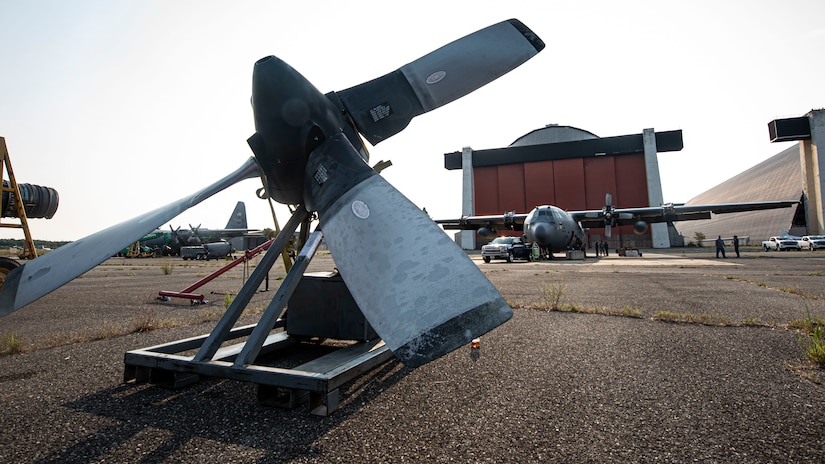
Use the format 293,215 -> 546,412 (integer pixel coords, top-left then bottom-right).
443,127 -> 683,170
673,144 -> 804,244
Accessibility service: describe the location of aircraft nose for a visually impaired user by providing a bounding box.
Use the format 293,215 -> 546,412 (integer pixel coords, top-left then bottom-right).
532,222 -> 553,246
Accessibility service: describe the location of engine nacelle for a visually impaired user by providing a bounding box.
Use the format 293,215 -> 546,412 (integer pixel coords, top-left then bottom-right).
633,220 -> 648,235
477,227 -> 497,239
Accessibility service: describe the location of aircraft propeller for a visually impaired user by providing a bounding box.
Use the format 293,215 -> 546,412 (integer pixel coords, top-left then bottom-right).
600,193 -> 633,237
188,223 -> 203,245
0,19 -> 545,367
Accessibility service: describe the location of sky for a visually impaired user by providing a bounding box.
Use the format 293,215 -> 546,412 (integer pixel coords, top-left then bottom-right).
1,0 -> 824,242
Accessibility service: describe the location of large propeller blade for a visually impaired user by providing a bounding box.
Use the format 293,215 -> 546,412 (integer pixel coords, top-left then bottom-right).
0,157 -> 261,316
334,19 -> 544,146
305,133 -> 512,367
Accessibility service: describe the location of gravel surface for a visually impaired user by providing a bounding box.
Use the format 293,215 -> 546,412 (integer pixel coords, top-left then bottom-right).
1,248 -> 824,462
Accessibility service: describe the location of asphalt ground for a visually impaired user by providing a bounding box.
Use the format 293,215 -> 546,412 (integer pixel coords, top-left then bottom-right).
1,246 -> 824,462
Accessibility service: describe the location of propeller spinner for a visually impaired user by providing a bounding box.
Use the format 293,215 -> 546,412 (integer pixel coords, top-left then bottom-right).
0,19 -> 545,367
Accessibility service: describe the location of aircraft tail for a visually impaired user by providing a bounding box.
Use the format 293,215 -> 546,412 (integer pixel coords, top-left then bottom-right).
225,201 -> 247,229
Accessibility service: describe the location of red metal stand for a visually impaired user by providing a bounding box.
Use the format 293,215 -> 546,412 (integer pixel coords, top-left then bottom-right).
158,238 -> 276,303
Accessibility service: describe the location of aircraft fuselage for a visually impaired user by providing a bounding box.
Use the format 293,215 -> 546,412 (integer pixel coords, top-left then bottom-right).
523,205 -> 585,252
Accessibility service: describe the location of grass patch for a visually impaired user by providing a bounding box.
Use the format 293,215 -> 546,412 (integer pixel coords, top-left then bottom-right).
539,275 -> 566,310
131,308 -> 176,333
0,332 -> 24,356
791,310 -> 825,368
652,310 -> 732,326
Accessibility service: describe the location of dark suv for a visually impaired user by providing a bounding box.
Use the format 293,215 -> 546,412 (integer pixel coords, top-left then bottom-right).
481,236 -> 531,263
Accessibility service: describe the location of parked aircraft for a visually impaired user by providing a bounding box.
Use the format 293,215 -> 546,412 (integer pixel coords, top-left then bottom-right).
437,194 -> 800,257
128,201 -> 262,255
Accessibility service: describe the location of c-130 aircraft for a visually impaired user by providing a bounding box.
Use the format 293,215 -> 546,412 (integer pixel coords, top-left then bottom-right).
437,193 -> 799,257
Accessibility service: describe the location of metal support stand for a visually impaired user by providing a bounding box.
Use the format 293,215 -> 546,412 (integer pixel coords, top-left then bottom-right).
0,137 -> 37,259
124,206 -> 393,416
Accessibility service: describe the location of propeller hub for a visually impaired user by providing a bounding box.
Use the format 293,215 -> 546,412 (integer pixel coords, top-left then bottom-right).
247,56 -> 344,206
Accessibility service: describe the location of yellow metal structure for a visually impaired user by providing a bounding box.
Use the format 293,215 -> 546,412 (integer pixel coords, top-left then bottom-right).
0,137 -> 37,260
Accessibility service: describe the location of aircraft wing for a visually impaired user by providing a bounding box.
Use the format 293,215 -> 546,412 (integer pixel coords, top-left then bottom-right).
571,200 -> 800,229
435,212 -> 528,232
210,228 -> 264,238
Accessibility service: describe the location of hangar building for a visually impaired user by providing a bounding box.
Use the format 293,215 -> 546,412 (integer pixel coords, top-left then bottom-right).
444,109 -> 825,249
443,125 -> 684,250
674,109 -> 825,245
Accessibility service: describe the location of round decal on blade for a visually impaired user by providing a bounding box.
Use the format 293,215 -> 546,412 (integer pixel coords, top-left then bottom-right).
426,70 -> 446,85
352,200 -> 370,219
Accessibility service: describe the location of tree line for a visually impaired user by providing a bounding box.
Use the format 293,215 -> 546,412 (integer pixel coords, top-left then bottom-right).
0,238 -> 70,250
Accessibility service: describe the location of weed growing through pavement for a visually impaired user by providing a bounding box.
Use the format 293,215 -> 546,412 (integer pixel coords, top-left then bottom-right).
224,293 -> 235,309
161,263 -> 173,275
652,310 -> 733,326
791,309 -> 825,367
131,308 -> 176,333
0,332 -> 23,356
540,274 -> 565,310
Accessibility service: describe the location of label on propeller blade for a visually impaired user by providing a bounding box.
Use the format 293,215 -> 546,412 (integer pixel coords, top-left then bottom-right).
352,200 -> 370,219
426,70 -> 446,84
369,104 -> 392,122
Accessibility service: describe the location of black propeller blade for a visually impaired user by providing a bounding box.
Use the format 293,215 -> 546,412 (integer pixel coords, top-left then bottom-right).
333,19 -> 545,145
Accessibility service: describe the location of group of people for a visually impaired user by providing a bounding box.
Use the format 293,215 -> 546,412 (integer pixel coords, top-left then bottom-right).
715,235 -> 740,258
594,241 -> 609,257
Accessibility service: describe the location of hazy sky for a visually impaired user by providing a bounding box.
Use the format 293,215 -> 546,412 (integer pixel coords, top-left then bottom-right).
2,0 -> 824,242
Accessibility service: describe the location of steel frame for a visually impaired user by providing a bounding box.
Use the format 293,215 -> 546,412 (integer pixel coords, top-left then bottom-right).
0,137 -> 38,259
123,206 -> 393,416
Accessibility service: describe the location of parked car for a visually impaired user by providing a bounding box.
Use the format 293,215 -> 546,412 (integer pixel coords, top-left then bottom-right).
762,236 -> 801,251
481,236 -> 531,263
798,235 -> 825,250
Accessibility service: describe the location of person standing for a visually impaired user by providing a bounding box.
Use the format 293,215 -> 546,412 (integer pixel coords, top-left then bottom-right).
602,241 -> 609,257
715,235 -> 726,258
733,235 -> 740,258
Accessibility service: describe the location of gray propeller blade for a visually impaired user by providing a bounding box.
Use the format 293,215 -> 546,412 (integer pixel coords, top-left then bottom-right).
334,18 -> 545,145
306,134 -> 512,367
0,157 -> 261,316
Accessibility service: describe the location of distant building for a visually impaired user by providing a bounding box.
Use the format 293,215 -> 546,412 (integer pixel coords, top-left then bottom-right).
444,125 -> 684,250
673,145 -> 804,245
446,111 -> 825,249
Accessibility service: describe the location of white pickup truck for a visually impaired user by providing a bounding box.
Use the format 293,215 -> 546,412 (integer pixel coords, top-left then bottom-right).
798,235 -> 825,250
762,236 -> 801,251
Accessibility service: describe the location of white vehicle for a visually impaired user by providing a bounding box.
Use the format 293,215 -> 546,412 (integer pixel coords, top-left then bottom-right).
762,236 -> 801,251
798,235 -> 825,250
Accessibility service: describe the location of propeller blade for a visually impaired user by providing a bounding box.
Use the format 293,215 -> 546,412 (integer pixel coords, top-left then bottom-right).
605,224 -> 612,238
605,193 -> 613,206
305,134 -> 512,367
0,157 -> 261,316
334,19 -> 544,145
